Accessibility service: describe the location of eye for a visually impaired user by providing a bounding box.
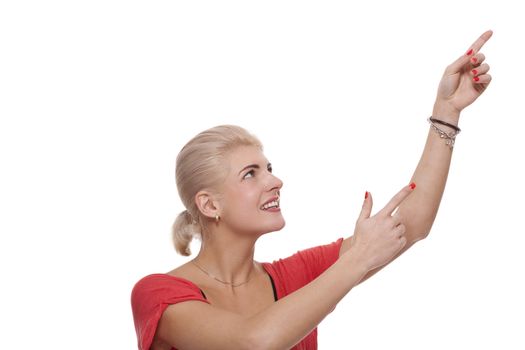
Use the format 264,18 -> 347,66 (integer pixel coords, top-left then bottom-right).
243,170 -> 255,179
267,165 -> 273,173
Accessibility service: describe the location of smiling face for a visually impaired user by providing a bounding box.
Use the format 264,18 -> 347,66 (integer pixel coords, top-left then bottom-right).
218,145 -> 285,236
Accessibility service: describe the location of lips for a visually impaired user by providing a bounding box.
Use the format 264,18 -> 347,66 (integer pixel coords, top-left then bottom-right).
260,196 -> 280,210
262,196 -> 279,206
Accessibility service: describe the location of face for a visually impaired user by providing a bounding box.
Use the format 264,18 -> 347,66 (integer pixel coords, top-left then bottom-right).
218,145 -> 285,236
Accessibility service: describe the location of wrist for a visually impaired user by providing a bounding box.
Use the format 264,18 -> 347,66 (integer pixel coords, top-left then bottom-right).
338,249 -> 369,280
432,101 -> 461,125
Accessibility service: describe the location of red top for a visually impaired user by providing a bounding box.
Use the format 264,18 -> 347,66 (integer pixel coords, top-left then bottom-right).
131,237 -> 344,350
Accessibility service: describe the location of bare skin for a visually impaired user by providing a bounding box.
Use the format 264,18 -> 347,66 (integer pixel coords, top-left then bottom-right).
166,260 -> 275,318
166,145 -> 282,309
152,30 -> 493,349
152,146 -> 284,348
341,29 -> 494,284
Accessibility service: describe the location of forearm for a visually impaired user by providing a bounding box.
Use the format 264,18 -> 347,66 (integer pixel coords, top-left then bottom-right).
246,253 -> 367,350
398,104 -> 461,241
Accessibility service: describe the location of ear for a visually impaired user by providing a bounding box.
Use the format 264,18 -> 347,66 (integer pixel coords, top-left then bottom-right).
195,190 -> 221,219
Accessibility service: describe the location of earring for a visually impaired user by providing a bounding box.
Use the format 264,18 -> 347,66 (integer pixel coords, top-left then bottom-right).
215,214 -> 220,223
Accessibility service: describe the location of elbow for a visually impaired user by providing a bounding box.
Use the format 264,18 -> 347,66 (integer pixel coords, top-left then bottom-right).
419,222 -> 435,240
406,224 -> 431,244
407,220 -> 434,243
398,208 -> 435,243
411,229 -> 430,243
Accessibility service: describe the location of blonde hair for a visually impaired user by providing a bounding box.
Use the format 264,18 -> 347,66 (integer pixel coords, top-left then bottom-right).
172,125 -> 263,256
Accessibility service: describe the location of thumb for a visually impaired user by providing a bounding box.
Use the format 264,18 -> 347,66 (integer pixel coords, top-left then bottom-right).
357,191 -> 373,222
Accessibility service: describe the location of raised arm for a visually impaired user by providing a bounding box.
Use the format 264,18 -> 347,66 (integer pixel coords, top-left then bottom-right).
339,30 -> 493,283
399,29 -> 493,241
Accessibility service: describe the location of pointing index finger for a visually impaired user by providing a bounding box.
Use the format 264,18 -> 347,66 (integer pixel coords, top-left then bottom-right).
468,30 -> 493,54
446,30 -> 493,75
378,183 -> 416,217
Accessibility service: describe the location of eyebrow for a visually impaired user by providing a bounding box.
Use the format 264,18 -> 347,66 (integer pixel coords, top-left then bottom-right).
238,162 -> 272,175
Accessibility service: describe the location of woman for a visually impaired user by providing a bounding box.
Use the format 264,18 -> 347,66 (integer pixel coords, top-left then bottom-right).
131,30 -> 493,350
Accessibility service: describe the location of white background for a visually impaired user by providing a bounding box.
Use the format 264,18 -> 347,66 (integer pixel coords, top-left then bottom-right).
1,1 -> 524,349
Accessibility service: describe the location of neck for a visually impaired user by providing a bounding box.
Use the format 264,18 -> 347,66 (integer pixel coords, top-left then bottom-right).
193,226 -> 261,291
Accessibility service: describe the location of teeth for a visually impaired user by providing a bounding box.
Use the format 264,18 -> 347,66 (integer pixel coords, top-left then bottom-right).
261,200 -> 280,210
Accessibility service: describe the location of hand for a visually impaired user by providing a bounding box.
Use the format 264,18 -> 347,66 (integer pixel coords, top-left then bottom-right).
434,30 -> 493,118
348,184 -> 416,272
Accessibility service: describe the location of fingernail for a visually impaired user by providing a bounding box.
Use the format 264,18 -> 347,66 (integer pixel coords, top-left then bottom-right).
365,191 -> 368,199
472,69 -> 478,75
410,182 -> 416,190
471,57 -> 478,63
466,49 -> 473,56
473,76 -> 480,82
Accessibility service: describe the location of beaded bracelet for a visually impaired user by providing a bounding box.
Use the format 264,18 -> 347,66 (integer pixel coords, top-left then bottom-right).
427,116 -> 461,149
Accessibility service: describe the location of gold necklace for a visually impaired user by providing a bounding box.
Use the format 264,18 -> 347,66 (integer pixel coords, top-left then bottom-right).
191,260 -> 255,287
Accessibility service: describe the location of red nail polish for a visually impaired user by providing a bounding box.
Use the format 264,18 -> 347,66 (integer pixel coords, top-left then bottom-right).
365,191 -> 368,199
472,69 -> 478,75
474,76 -> 480,82
410,182 -> 416,190
466,49 -> 473,56
471,57 -> 478,63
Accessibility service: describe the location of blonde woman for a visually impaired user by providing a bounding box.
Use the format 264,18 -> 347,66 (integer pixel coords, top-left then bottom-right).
131,30 -> 492,350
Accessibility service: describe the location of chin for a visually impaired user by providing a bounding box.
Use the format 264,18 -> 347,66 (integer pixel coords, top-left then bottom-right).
264,218 -> 286,233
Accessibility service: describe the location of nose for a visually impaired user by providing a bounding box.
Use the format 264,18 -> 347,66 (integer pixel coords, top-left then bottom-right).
267,172 -> 283,194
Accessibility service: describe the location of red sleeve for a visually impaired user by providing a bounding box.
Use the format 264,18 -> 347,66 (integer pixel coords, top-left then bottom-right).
130,274 -> 210,350
268,237 -> 344,295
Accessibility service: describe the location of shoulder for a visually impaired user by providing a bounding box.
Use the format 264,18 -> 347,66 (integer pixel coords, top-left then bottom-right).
130,272 -> 210,350
131,272 -> 201,293
132,262 -> 196,293
131,273 -> 206,308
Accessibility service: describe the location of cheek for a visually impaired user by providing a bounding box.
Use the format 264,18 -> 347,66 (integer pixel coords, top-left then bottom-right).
241,191 -> 260,209
230,189 -> 260,212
